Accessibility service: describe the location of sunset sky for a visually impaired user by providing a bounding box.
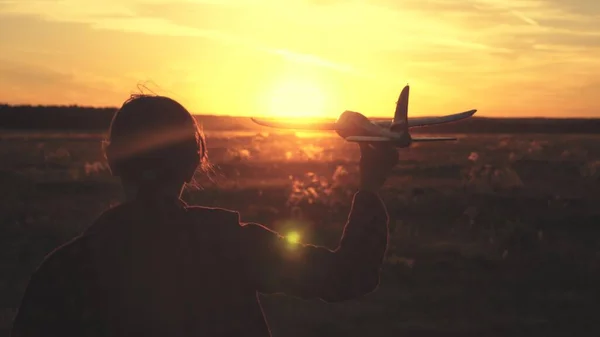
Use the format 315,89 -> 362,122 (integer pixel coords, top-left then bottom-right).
1,0 -> 599,118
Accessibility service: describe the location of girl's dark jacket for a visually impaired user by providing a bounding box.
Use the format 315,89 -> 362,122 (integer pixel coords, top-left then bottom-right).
11,191 -> 389,337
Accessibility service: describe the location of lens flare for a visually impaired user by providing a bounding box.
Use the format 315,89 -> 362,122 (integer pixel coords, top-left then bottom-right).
286,231 -> 300,244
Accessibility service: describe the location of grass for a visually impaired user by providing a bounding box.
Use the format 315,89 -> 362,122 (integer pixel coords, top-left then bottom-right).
1,131 -> 599,336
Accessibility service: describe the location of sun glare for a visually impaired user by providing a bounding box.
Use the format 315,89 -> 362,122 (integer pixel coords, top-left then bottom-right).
268,79 -> 326,118
286,231 -> 301,245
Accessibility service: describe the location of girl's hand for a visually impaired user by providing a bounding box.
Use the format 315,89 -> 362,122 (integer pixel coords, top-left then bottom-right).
358,143 -> 399,192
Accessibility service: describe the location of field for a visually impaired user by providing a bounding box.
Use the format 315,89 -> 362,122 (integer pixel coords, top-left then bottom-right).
1,129 -> 600,336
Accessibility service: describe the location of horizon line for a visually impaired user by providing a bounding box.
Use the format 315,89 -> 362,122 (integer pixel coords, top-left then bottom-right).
1,103 -> 599,120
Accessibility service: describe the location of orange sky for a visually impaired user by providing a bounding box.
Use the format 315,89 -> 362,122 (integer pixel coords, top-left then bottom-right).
0,0 -> 599,118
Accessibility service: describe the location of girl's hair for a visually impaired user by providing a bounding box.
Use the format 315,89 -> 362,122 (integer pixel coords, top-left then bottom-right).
104,94 -> 210,187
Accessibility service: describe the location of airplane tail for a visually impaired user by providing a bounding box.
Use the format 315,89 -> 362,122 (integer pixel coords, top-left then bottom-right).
391,85 -> 409,133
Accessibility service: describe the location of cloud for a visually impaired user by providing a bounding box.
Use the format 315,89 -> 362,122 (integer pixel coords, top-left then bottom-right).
510,10 -> 540,26
542,0 -> 600,15
0,59 -> 123,105
365,1 -> 600,67
0,60 -> 73,86
0,0 -> 135,21
1,0 -> 598,115
0,0 -> 364,76
5,0 -> 596,68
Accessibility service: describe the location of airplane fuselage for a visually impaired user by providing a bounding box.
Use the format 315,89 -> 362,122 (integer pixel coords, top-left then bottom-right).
250,84 -> 476,148
334,110 -> 412,148
378,124 -> 412,147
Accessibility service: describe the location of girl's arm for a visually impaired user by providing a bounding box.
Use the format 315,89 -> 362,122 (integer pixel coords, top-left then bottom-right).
238,190 -> 389,302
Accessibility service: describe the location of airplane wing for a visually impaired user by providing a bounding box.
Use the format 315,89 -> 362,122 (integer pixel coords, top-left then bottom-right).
373,109 -> 477,128
345,136 -> 394,142
347,136 -> 458,142
250,117 -> 337,130
411,137 -> 457,142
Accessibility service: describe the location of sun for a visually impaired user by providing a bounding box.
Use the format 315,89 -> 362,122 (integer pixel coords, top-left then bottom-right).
267,79 -> 326,118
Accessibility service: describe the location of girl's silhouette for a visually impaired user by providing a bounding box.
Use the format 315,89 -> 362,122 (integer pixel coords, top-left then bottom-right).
11,95 -> 398,337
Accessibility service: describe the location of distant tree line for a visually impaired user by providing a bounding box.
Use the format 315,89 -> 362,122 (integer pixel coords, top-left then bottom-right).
0,104 -> 118,131
0,104 -> 599,133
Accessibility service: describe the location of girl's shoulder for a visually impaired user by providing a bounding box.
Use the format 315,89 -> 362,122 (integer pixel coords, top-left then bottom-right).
184,205 -> 243,238
185,205 -> 240,224
82,201 -> 136,236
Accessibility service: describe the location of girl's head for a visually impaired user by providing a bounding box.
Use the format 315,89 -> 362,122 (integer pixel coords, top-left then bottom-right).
104,95 -> 209,192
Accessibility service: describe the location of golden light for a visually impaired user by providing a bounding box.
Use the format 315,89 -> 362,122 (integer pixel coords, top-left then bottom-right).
267,78 -> 327,118
286,231 -> 301,244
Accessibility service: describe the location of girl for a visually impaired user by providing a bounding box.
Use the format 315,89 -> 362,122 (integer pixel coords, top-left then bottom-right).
11,95 -> 398,337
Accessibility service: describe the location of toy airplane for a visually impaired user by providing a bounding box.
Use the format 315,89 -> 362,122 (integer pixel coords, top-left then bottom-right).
251,85 -> 476,148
